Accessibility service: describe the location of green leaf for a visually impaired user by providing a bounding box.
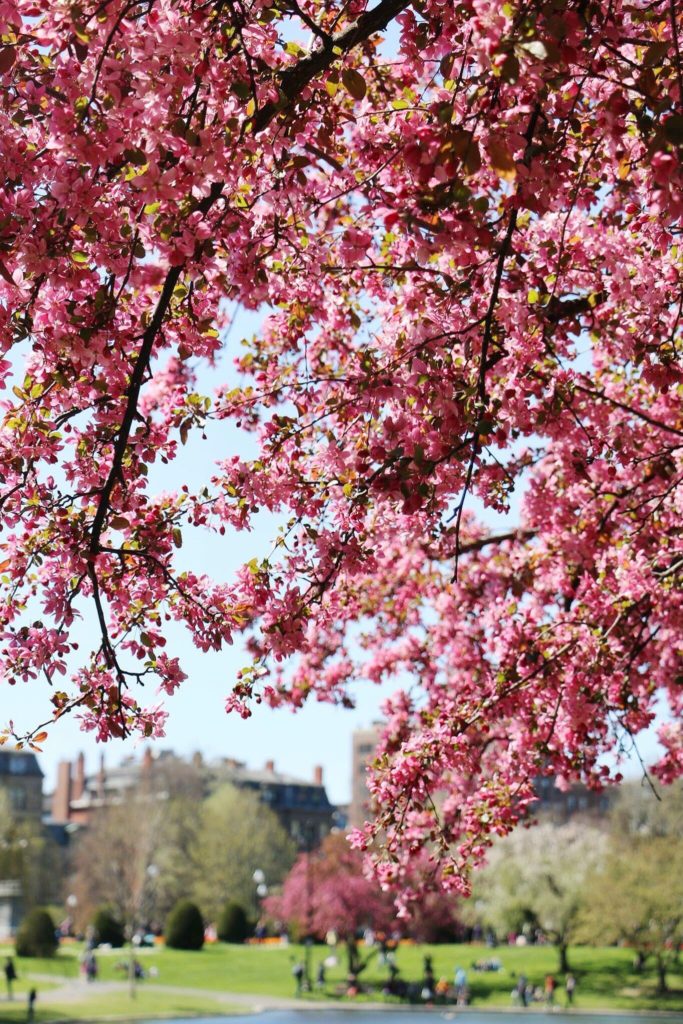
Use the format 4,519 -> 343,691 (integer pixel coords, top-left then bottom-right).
663,114 -> 683,146
70,251 -> 89,264
123,147 -> 148,166
644,41 -> 669,68
488,138 -> 516,181
501,53 -> 520,84
341,68 -> 367,101
518,40 -> 548,60
231,81 -> 250,100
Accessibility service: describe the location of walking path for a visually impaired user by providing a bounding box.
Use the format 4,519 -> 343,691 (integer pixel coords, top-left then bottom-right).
24,973 -> 385,1014
20,973 -> 683,1019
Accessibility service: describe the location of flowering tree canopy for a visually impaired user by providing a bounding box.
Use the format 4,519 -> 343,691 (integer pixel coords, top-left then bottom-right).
265,833 -> 396,955
266,832 -> 461,947
0,0 -> 682,895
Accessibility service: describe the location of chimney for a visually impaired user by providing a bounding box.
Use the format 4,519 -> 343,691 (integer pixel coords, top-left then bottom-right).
265,760 -> 275,773
52,761 -> 72,823
142,746 -> 153,771
73,752 -> 85,801
192,751 -> 203,770
313,765 -> 323,787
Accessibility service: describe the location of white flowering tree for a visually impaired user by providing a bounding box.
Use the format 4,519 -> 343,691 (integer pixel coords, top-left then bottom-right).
470,821 -> 606,973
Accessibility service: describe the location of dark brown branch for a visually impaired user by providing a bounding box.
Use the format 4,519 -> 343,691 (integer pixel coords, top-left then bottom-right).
574,382 -> 683,438
85,2 -> 412,697
458,529 -> 536,555
478,104 -> 541,409
253,0 -> 411,132
670,0 -> 683,115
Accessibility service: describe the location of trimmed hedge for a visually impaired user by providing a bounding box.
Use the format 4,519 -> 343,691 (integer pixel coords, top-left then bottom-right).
93,905 -> 125,947
164,899 -> 204,950
217,900 -> 249,943
15,908 -> 58,958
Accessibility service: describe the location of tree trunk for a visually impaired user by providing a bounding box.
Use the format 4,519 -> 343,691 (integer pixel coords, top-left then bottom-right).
557,942 -> 570,974
346,937 -> 360,975
345,936 -> 377,977
655,956 -> 668,995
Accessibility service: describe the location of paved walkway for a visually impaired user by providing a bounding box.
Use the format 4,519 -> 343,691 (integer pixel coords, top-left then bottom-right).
22,974 -> 683,1019
24,973 -> 374,1014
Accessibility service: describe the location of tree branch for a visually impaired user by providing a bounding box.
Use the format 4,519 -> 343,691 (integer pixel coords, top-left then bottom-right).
253,0 -> 411,132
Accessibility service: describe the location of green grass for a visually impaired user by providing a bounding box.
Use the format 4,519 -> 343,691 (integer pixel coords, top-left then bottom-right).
0,990 -> 238,1023
0,939 -> 680,1018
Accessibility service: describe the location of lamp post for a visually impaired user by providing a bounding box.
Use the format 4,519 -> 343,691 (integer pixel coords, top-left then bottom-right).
128,862 -> 158,999
66,894 -> 77,938
252,869 -> 267,937
300,824 -> 317,993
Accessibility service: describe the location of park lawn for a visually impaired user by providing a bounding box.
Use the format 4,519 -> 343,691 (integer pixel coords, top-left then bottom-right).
2,941 -> 682,1014
0,989 -> 239,1023
322,943 -> 683,1012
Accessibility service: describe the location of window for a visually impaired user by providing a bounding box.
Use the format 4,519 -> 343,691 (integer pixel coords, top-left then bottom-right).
9,787 -> 27,811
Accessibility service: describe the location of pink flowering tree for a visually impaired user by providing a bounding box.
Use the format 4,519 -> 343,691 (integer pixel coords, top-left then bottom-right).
264,833 -> 396,973
0,0 -> 682,899
266,834 -> 461,965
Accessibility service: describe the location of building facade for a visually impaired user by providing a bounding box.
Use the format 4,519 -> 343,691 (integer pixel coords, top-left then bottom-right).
0,750 -> 43,822
349,724 -> 381,830
50,749 -> 336,846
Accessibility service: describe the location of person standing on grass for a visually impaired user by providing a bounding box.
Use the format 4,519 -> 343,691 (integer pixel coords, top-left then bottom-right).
545,974 -> 557,1006
292,960 -> 304,996
565,973 -> 576,1007
454,965 -> 467,1004
27,987 -> 36,1022
4,956 -> 17,1000
514,972 -> 528,1007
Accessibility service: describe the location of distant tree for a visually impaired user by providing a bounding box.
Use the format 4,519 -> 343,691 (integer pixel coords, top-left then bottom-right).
15,908 -> 58,958
217,901 -> 249,944
142,781 -> 203,924
70,795 -> 164,936
92,905 -> 125,948
164,900 -> 204,951
610,780 -> 683,839
408,888 -> 463,945
190,785 -> 296,922
578,836 -> 683,994
470,821 -> 606,973
265,833 -> 396,974
0,791 -> 52,912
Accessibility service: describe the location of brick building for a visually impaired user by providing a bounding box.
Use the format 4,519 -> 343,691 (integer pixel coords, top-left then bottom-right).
50,749 -> 336,846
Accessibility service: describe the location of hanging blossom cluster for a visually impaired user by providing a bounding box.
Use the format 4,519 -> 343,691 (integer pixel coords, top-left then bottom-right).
0,0 -> 682,893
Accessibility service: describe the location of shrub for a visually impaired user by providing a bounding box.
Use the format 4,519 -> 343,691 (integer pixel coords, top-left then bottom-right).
164,899 -> 204,950
15,908 -> 58,958
93,905 -> 125,947
217,901 -> 249,943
